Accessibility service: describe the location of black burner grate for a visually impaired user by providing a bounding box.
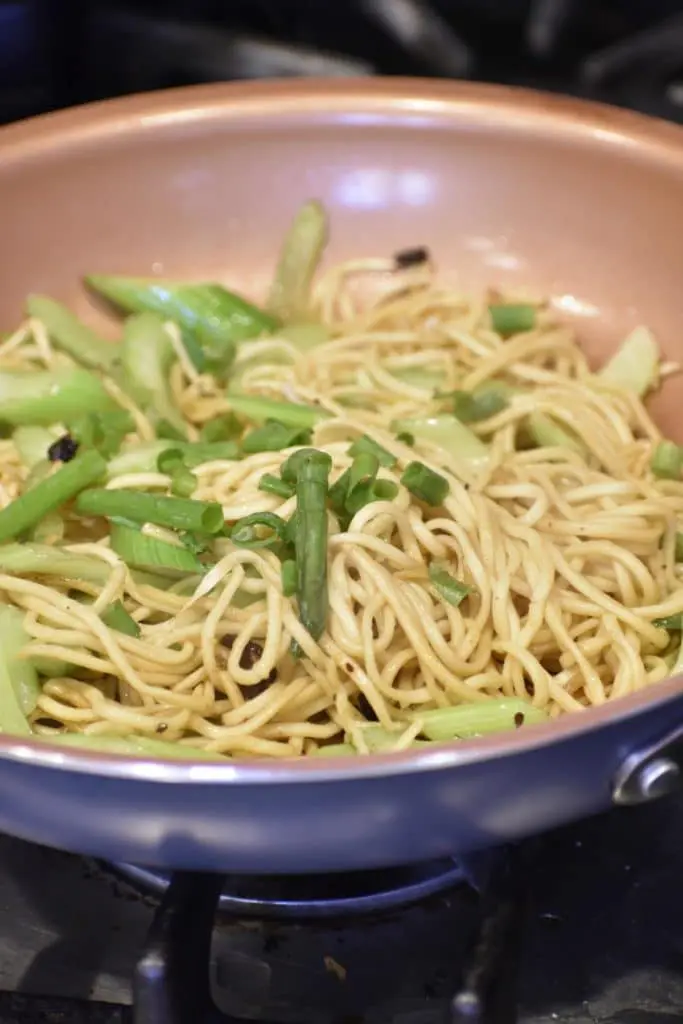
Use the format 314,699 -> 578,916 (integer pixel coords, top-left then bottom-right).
130,848 -> 526,1024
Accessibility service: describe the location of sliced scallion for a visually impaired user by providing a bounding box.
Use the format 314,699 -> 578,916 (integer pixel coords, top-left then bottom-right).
401,461 -> 449,506
651,441 -> 683,481
428,563 -> 473,608
489,303 -> 536,337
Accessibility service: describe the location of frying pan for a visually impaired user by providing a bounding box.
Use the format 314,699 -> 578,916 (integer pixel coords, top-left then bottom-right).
1,78 -> 683,874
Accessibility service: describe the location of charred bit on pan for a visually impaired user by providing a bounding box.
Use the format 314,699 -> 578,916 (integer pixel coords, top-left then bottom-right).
47,434 -> 79,463
394,246 -> 430,270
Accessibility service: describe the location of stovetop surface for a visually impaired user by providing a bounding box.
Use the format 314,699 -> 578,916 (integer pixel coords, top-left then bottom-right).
0,795 -> 682,1023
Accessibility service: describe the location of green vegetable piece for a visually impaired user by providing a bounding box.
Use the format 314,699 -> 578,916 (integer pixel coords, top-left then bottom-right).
676,534 -> 683,562
654,614 -> 683,631
279,323 -> 331,349
228,393 -> 330,429
199,413 -> 242,443
396,431 -> 415,446
268,199 -> 328,322
418,699 -> 548,741
170,468 -> 197,498
47,732 -> 227,760
120,312 -> 187,439
599,325 -> 660,396
85,274 -> 277,351
69,409 -> 135,458
110,522 -> 205,577
0,542 -> 111,583
348,434 -> 397,468
281,559 -> 297,596
401,461 -> 450,505
428,563 -> 472,608
280,447 -> 321,485
391,415 -> 489,470
0,368 -> 115,426
26,294 -> 119,373
0,450 -> 107,544
525,412 -> 586,456
295,450 -> 332,640
258,474 -> 296,499
489,303 -> 536,337
651,441 -> 683,480
230,512 -> 287,549
76,489 -> 224,534
13,426 -> 60,470
0,604 -> 40,718
451,385 -> 509,423
102,600 -> 141,638
242,420 -> 312,454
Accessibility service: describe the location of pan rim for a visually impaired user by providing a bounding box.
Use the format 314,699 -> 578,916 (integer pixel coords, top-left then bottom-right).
2,76 -> 683,784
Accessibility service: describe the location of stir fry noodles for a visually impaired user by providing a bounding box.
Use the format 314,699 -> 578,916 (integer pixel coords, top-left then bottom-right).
0,202 -> 681,761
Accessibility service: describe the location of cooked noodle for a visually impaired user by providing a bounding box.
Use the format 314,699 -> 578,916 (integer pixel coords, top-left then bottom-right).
1,253 -> 682,760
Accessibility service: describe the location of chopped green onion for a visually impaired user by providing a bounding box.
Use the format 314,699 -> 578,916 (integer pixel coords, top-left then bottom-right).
157,449 -> 185,475
110,522 -> 205,576
69,409 -> 135,458
242,420 -> 312,454
417,699 -> 548,741
120,313 -> 187,439
76,489 -> 224,535
401,461 -> 449,505
199,413 -> 242,443
179,531 -> 209,556
389,367 -> 444,391
429,563 -> 472,608
26,295 -> 119,373
295,451 -> 332,640
181,442 -> 240,467
0,543 -> 111,583
651,441 -> 683,480
0,368 -> 115,426
0,450 -> 107,544
396,431 -> 415,446
280,447 -> 321,486
268,199 -> 328,322
372,479 -> 399,501
102,600 -> 141,638
348,434 -> 397,468
489,303 -> 536,337
85,274 -> 277,352
654,614 -> 683,631
228,393 -> 330,429
281,559 -> 297,596
230,512 -> 287,549
156,419 -> 186,442
348,453 -> 379,495
170,468 -> 197,498
258,474 -> 296,499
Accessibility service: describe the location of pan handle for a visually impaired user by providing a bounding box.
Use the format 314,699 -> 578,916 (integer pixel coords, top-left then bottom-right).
613,723 -> 683,805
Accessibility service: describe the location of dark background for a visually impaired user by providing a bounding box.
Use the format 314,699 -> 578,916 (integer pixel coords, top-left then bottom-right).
5,0 -> 683,127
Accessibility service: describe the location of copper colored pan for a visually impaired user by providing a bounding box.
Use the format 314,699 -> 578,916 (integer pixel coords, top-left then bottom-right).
0,78 -> 683,873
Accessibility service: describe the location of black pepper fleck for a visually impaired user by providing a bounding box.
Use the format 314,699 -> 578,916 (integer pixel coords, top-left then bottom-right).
394,246 -> 430,269
514,712 -> 525,728
47,434 -> 79,463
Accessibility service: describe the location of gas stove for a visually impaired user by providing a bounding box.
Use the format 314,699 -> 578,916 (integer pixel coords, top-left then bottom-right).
0,795 -> 682,1023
